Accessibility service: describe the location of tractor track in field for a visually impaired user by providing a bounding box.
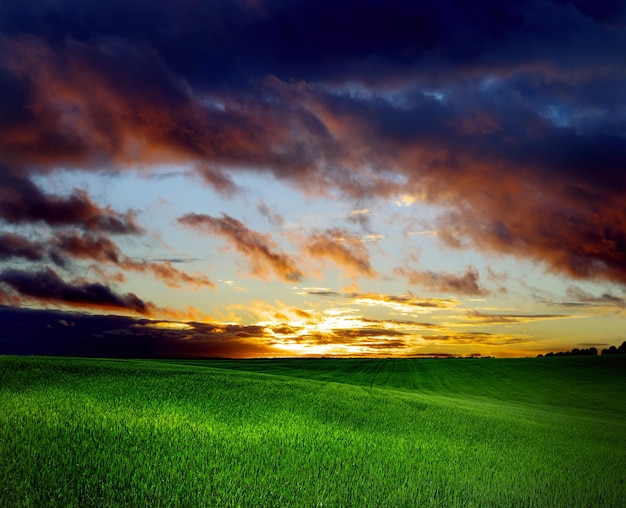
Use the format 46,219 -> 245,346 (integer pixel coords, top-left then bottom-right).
368,358 -> 386,389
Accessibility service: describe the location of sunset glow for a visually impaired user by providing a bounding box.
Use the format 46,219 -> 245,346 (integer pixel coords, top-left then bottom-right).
1,1 -> 625,358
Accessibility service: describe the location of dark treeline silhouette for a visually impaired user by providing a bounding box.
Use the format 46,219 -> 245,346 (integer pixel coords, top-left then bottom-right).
601,341 -> 626,355
538,341 -> 626,357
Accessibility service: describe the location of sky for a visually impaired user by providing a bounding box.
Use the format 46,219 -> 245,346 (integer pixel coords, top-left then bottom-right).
1,0 -> 625,358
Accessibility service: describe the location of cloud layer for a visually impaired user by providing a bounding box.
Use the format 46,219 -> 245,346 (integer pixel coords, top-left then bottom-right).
1,1 -> 624,286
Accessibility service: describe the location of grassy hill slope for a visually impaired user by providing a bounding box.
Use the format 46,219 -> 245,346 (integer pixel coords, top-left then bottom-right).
1,355 -> 625,507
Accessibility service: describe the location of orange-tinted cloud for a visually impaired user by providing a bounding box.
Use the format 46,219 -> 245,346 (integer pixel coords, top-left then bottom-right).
0,173 -> 141,235
132,261 -> 214,290
0,5 -> 625,293
563,286 -> 626,309
304,289 -> 459,316
52,232 -> 214,289
2,33 -> 623,293
0,233 -> 45,261
53,232 -> 121,264
462,310 -> 568,324
195,163 -> 239,197
421,332 -> 528,346
0,267 -> 153,315
304,228 -> 376,278
351,292 -> 456,311
305,289 -> 457,312
395,266 -> 488,296
432,197 -> 626,286
0,35 -> 338,193
0,231 -> 214,293
178,212 -> 303,282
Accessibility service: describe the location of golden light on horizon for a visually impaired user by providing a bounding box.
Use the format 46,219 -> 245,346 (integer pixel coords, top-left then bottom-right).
145,321 -> 194,331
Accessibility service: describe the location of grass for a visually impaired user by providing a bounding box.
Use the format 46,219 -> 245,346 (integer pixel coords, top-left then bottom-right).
1,355 -> 625,507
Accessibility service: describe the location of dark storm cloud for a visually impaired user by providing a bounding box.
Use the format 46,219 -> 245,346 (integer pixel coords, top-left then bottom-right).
0,0 -> 625,287
0,34 -> 336,187
0,233 -> 45,262
0,268 -> 152,314
0,306 -> 276,358
2,0 -> 624,86
0,173 -> 140,234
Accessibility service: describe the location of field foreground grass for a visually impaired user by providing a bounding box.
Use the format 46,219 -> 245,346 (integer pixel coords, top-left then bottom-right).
1,355 -> 625,507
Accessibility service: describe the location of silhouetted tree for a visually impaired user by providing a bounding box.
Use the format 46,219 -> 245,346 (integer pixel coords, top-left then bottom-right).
601,341 -> 626,355
539,346 -> 599,357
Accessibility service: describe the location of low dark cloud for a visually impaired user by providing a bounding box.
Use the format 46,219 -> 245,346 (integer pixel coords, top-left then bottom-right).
0,268 -> 151,314
0,306 -> 275,358
0,233 -> 45,262
0,173 -> 140,234
3,0 -> 624,88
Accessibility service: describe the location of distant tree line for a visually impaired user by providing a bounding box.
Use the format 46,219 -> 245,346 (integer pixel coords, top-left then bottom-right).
538,341 -> 626,357
601,341 -> 626,355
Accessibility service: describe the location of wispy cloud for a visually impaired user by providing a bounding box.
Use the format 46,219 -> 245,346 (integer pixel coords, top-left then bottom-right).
396,266 -> 488,296
304,228 -> 376,278
306,289 -> 457,312
257,199 -> 284,226
562,286 -> 626,309
347,208 -> 373,232
461,310 -> 569,325
178,212 -> 303,282
422,333 -> 528,346
52,232 -> 214,289
195,163 -> 239,197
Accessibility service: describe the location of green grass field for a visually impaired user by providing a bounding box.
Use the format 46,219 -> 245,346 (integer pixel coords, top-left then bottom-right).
1,355 -> 625,507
